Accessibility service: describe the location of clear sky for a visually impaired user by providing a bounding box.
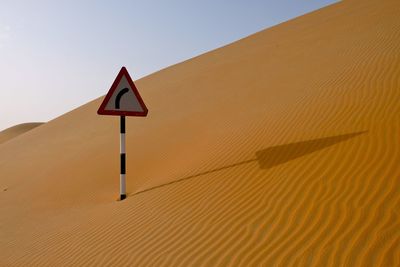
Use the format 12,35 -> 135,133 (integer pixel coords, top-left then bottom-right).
0,0 -> 337,131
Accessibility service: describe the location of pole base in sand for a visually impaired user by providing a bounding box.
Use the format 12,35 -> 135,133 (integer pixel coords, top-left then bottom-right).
120,194 -> 127,201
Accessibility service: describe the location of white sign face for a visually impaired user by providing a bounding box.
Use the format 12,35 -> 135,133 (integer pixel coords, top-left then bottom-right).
97,67 -> 148,117
104,75 -> 144,112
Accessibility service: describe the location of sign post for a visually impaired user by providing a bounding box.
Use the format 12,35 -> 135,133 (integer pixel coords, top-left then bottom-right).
120,115 -> 126,199
97,67 -> 148,201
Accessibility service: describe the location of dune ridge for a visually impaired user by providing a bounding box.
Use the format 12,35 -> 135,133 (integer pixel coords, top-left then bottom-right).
0,122 -> 44,145
1,0 -> 400,266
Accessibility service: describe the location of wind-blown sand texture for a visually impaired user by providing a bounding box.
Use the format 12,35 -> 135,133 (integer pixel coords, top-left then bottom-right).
1,0 -> 400,266
0,123 -> 43,145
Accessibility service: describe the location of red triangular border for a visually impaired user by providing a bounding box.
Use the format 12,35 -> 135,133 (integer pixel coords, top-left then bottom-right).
97,67 -> 148,117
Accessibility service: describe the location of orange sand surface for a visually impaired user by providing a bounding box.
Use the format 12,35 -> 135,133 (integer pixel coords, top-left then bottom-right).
1,0 -> 399,266
0,123 -> 44,145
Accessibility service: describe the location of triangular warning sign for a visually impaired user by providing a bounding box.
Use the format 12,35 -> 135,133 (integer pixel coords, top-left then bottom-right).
97,67 -> 148,117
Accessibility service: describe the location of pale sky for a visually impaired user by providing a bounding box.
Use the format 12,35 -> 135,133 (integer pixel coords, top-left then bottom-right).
0,0 -> 337,131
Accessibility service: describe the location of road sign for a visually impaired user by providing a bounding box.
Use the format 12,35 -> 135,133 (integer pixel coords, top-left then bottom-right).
97,66 -> 148,117
98,67 -> 148,201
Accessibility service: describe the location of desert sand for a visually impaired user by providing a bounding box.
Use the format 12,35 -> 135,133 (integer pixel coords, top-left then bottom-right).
1,0 -> 399,266
0,123 -> 43,145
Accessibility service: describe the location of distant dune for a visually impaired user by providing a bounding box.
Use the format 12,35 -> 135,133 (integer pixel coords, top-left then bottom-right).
1,0 -> 399,266
0,123 -> 44,145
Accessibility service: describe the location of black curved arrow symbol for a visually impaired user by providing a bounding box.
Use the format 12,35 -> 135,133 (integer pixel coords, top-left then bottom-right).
115,88 -> 129,109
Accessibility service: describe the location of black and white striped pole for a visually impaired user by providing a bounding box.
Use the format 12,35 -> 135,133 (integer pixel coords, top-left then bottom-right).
120,116 -> 126,200
97,67 -> 149,201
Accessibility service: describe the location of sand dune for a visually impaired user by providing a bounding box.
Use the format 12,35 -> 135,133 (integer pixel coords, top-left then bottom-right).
1,0 -> 400,266
0,123 -> 43,145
